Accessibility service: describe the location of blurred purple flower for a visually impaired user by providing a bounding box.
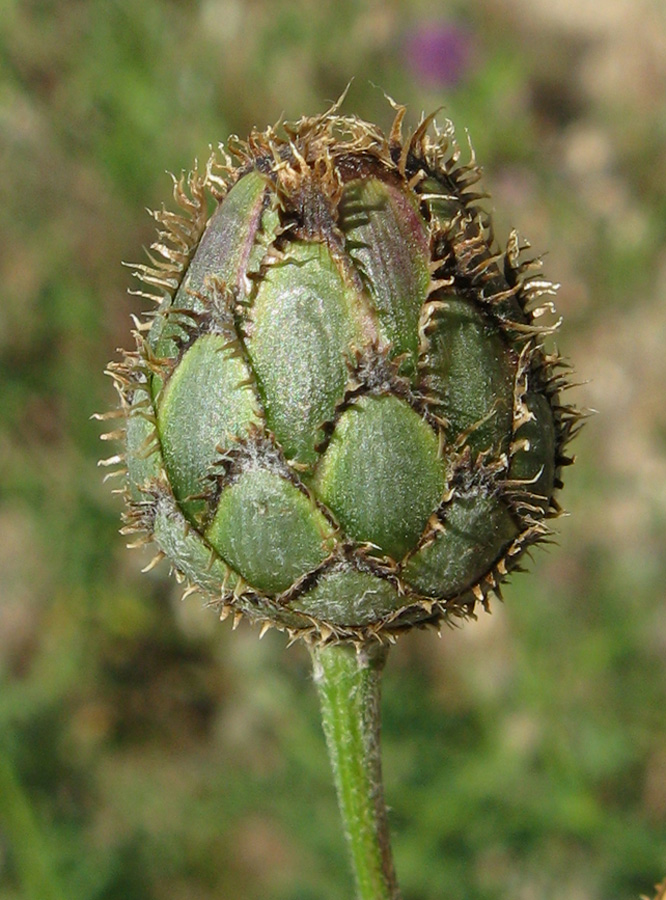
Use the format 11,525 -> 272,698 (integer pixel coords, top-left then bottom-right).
403,22 -> 474,88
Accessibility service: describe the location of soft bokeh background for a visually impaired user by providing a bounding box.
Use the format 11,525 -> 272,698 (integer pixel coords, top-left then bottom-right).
1,1 -> 665,898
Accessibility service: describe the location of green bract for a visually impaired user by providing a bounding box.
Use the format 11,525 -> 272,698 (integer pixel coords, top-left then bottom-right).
103,101 -> 579,643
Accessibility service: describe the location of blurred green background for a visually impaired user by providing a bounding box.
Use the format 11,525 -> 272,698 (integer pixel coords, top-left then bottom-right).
1,1 -> 665,898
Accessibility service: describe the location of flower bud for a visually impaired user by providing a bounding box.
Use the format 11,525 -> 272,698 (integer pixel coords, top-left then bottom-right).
103,100 -> 580,643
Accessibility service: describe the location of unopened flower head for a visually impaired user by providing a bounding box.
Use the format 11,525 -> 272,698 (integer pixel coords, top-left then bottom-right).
102,98 -> 580,645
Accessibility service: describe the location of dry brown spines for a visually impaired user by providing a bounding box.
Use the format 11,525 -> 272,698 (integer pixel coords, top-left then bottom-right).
126,162 -> 230,308
209,425 -> 303,494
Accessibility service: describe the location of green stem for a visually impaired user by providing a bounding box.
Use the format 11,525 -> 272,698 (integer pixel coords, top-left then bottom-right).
310,641 -> 401,900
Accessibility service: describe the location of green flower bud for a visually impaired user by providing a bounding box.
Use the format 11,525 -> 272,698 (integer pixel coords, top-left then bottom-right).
103,100 -> 580,644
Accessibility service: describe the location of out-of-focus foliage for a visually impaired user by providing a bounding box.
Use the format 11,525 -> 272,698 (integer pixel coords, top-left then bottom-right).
1,1 -> 665,898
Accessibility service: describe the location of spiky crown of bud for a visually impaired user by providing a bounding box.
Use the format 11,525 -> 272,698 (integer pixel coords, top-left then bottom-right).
101,97 -> 581,645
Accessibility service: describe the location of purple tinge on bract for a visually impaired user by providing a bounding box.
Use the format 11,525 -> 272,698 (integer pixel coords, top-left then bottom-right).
403,23 -> 474,88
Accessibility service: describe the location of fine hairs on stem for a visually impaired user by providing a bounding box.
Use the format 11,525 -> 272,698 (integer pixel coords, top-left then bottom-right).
311,641 -> 401,900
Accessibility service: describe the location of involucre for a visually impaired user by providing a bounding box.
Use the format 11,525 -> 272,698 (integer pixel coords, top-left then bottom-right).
102,100 -> 579,644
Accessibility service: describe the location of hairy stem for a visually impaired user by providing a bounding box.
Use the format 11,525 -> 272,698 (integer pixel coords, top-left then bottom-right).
310,641 -> 401,900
